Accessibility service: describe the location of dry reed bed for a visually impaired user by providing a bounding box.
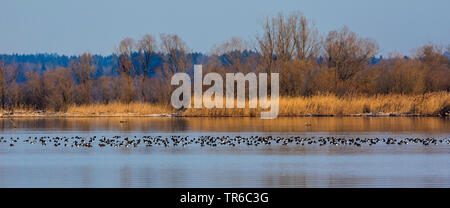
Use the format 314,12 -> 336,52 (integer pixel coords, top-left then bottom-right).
66,102 -> 172,116
2,92 -> 449,117
183,92 -> 450,117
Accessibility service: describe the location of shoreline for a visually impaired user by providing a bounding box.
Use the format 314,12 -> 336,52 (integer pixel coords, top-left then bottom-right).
2,92 -> 448,118
1,112 -> 445,118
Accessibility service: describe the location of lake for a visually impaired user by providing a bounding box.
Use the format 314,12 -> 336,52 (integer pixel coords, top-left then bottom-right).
0,117 -> 449,187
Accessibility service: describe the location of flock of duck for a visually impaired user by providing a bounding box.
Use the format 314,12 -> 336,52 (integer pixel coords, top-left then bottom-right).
1,135 -> 449,148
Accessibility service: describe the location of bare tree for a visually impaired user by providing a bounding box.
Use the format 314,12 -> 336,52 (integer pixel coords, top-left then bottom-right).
158,34 -> 191,103
293,13 -> 320,60
137,34 -> 157,101
324,26 -> 378,84
415,44 -> 448,66
375,56 -> 426,94
116,38 -> 136,103
256,12 -> 322,96
24,70 -> 45,109
42,67 -> 74,111
415,44 -> 450,92
0,60 -> 18,109
257,12 -> 320,71
71,53 -> 96,104
273,13 -> 296,62
160,34 -> 190,75
95,75 -> 120,104
256,16 -> 277,73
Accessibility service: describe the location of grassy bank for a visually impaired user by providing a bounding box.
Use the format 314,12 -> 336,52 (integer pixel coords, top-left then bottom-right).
67,102 -> 172,116
1,92 -> 449,117
183,92 -> 450,117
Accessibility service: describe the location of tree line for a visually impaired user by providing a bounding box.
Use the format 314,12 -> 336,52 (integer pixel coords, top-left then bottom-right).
0,12 -> 449,111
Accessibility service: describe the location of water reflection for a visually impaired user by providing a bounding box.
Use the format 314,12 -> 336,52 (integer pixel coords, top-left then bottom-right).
1,117 -> 449,133
0,117 -> 449,187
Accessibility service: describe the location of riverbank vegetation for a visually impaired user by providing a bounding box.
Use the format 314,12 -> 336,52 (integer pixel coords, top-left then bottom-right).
0,12 -> 449,117
4,92 -> 448,117
184,92 -> 450,117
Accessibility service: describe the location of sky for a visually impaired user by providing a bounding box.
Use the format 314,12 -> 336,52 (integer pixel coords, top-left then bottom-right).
0,0 -> 449,56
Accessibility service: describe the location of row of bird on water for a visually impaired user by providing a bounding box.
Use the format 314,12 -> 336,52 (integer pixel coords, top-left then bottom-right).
1,135 -> 449,148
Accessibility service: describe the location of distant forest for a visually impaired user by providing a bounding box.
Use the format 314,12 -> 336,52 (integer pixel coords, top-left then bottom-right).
0,12 -> 449,111
0,52 -> 209,82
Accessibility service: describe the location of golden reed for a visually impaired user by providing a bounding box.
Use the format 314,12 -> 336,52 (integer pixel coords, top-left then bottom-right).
59,91 -> 450,117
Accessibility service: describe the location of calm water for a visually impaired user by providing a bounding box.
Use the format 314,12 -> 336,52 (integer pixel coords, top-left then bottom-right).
0,117 -> 449,188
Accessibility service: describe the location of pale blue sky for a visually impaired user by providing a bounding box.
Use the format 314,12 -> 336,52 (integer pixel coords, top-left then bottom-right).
1,0 -> 449,55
